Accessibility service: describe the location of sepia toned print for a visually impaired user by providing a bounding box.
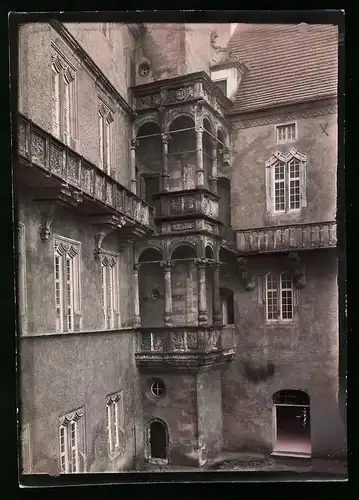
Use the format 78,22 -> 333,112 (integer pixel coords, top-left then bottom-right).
15,20 -> 346,478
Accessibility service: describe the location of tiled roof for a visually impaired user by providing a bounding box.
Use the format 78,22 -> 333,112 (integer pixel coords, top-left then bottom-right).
227,23 -> 338,114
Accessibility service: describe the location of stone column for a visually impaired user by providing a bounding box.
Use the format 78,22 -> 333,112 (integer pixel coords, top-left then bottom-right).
132,263 -> 141,327
210,137 -> 218,193
161,133 -> 170,192
212,262 -> 222,325
196,127 -> 204,188
162,261 -> 173,326
130,139 -> 138,195
197,259 -> 207,325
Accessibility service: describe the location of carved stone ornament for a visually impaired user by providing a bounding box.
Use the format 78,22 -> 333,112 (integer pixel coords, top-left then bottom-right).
210,31 -> 235,65
287,252 -> 306,288
221,147 -> 232,166
92,215 -> 127,258
237,257 -> 256,291
37,201 -> 56,242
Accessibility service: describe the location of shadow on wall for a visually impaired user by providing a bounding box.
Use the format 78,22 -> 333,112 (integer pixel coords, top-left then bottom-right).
241,360 -> 276,384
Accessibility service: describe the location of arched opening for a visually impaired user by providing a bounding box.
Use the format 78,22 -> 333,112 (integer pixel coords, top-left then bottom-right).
273,390 -> 311,457
220,287 -> 234,325
203,118 -> 213,190
171,244 -> 197,326
168,116 -> 196,191
148,419 -> 168,461
138,248 -> 164,327
136,122 -> 162,207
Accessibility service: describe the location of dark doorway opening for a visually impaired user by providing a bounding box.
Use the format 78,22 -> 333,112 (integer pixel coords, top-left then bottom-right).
273,390 -> 311,456
149,420 -> 168,460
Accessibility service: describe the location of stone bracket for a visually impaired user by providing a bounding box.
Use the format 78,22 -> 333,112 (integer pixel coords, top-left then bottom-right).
35,184 -> 84,242
236,257 -> 256,291
91,214 -> 127,258
287,251 -> 306,288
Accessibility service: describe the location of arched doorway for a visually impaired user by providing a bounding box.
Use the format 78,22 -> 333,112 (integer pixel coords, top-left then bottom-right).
148,419 -> 168,462
273,390 -> 311,457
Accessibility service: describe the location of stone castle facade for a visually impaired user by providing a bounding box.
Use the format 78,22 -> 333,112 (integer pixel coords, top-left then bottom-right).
16,21 -> 346,474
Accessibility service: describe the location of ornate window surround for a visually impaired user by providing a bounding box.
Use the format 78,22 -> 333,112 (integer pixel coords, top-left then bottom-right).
265,148 -> 307,214
59,407 -> 86,474
53,235 -> 82,333
51,44 -> 77,146
106,390 -> 125,458
98,97 -> 115,175
100,251 -> 121,330
262,271 -> 296,324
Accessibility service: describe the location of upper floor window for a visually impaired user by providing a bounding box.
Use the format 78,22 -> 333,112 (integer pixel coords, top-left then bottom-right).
265,148 -> 307,213
214,79 -> 228,96
54,236 -> 81,333
265,271 -> 294,323
101,253 -> 120,330
106,391 -> 125,457
59,408 -> 86,473
276,123 -> 296,143
20,424 -> 32,474
98,100 -> 115,174
51,50 -> 76,146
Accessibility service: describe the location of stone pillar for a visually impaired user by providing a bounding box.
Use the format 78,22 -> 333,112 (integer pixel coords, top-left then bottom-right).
132,263 -> 141,327
197,259 -> 207,325
196,127 -> 204,188
161,133 -> 170,192
130,139 -> 138,194
162,261 -> 173,326
210,138 -> 218,194
212,262 -> 222,325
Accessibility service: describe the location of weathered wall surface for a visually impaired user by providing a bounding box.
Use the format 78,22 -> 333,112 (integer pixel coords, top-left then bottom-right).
140,373 -> 199,466
19,329 -> 142,474
229,106 -> 337,230
18,23 -> 132,188
17,191 -> 134,335
220,250 -> 346,458
196,369 -> 222,463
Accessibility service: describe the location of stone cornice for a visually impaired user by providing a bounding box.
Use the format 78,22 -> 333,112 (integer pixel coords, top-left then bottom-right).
229,97 -> 337,129
49,20 -> 134,118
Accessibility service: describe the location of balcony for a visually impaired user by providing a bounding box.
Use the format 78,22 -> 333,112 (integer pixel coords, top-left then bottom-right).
153,189 -> 219,222
135,325 -> 236,373
16,114 -> 154,235
236,222 -> 337,255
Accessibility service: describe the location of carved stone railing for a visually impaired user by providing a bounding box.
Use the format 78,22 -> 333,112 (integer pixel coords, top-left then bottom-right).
135,325 -> 236,372
236,222 -> 337,254
17,114 -> 154,229
154,189 -> 219,221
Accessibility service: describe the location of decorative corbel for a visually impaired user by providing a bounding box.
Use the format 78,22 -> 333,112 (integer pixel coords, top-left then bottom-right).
237,257 -> 256,291
37,201 -> 56,242
221,147 -> 232,167
287,252 -> 306,289
91,214 -> 127,259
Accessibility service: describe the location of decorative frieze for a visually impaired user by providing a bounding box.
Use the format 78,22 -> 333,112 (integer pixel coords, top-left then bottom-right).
168,86 -> 195,103
231,105 -> 338,129
135,93 -> 161,110
236,222 -> 337,254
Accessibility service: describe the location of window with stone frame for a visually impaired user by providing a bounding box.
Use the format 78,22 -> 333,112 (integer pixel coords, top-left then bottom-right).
59,407 -> 86,473
54,236 -> 81,333
51,48 -> 76,146
276,123 -> 297,144
106,391 -> 125,457
101,253 -> 121,330
20,424 -> 32,474
264,271 -> 295,322
265,148 -> 307,213
98,99 -> 115,175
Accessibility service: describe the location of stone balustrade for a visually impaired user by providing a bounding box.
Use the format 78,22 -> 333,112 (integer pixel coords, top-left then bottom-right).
236,222 -> 337,254
17,114 -> 153,230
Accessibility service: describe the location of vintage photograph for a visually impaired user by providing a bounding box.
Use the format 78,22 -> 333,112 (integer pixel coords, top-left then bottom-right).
13,14 -> 346,481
